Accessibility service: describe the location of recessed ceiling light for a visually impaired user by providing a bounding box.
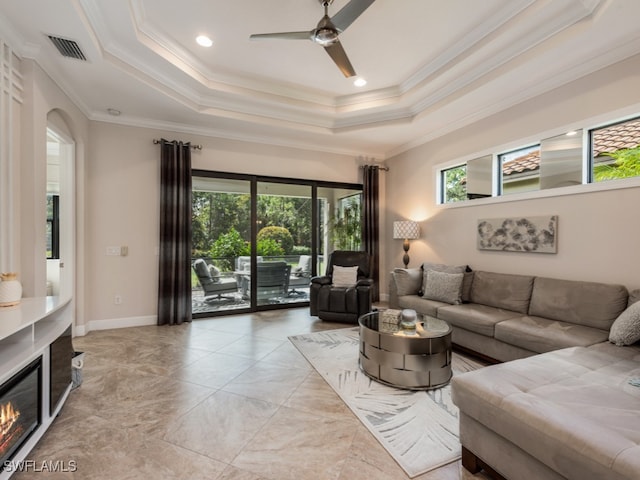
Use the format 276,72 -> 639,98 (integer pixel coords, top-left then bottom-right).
196,35 -> 213,47
566,131 -> 578,136
107,108 -> 121,116
354,78 -> 367,87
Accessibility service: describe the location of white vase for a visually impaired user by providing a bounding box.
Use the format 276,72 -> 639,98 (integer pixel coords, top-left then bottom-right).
0,272 -> 22,307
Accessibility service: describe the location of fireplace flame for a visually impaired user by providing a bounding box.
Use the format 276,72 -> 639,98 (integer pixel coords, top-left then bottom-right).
0,402 -> 20,438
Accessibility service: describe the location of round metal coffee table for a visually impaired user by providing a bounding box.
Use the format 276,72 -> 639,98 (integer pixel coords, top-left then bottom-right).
358,310 -> 452,390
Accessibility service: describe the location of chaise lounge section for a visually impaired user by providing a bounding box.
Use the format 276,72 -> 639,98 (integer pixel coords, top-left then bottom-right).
451,341 -> 640,480
389,262 -> 640,479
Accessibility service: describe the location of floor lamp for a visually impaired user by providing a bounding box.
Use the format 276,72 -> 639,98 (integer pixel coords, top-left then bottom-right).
393,220 -> 420,268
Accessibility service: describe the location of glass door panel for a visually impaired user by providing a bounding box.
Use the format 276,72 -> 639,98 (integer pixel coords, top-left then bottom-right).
256,182 -> 312,306
192,176 -> 251,315
316,187 -> 363,276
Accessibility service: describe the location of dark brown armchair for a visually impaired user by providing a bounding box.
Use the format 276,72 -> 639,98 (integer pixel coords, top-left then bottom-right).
310,250 -> 374,323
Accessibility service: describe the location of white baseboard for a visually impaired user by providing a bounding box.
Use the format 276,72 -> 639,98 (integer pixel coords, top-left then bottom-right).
79,315 -> 157,335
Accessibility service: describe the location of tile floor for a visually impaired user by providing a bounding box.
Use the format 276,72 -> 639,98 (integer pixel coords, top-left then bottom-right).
16,308 -> 491,480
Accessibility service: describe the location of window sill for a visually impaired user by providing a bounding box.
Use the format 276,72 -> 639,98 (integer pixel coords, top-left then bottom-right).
437,176 -> 640,209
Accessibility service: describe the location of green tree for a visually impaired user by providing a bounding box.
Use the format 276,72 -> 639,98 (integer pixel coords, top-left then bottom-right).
593,146 -> 640,181
209,228 -> 249,270
257,196 -> 312,249
330,196 -> 361,250
443,165 -> 467,202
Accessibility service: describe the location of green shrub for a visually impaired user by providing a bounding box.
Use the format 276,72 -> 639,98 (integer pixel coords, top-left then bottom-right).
209,228 -> 249,269
257,226 -> 294,254
256,238 -> 284,256
292,245 -> 311,255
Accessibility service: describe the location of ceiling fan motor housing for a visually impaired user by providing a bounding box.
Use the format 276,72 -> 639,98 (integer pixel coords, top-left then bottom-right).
313,15 -> 339,46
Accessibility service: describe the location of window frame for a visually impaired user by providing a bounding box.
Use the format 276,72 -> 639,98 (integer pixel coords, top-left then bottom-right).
436,111 -> 640,207
46,194 -> 60,260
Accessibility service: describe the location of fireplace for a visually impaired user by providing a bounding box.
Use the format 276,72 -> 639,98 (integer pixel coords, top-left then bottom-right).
0,358 -> 41,472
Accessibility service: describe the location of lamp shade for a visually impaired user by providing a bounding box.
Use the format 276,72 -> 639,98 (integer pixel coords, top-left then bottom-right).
393,221 -> 420,240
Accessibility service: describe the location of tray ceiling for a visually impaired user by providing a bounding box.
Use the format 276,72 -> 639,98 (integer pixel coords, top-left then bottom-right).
1,0 -> 640,158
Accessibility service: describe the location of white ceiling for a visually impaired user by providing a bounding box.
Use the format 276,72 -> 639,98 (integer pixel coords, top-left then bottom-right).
2,0 -> 640,159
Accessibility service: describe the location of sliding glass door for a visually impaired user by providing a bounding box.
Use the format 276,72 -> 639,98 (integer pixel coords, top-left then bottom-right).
191,176 -> 252,314
255,181 -> 312,307
317,186 -> 363,277
191,171 -> 362,317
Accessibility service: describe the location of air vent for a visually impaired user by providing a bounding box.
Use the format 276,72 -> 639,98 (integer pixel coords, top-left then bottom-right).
47,35 -> 87,61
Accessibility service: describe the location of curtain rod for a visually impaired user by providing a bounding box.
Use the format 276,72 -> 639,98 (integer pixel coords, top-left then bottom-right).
153,139 -> 202,150
359,165 -> 389,171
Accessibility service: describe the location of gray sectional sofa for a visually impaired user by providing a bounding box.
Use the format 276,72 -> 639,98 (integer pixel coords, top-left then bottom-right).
388,265 -> 630,362
389,264 -> 640,479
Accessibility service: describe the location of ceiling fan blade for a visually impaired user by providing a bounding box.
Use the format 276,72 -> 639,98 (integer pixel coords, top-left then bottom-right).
324,41 -> 356,78
331,0 -> 376,32
249,31 -> 311,41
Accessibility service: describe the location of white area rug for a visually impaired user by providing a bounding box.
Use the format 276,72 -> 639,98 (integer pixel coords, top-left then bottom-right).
289,327 -> 483,478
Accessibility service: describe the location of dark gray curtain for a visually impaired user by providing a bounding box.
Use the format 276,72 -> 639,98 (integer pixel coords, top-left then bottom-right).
362,165 -> 380,302
158,139 -> 192,325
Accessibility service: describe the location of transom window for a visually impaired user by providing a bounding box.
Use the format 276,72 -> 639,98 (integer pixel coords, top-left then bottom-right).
439,115 -> 640,204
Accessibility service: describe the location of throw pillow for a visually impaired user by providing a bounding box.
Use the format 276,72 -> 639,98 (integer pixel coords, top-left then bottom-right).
609,302 -> 640,346
423,270 -> 464,304
208,265 -> 221,283
421,262 -> 466,296
393,267 -> 422,296
332,265 -> 359,288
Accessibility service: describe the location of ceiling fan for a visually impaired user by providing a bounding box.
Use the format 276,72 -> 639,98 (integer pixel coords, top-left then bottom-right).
249,0 -> 376,78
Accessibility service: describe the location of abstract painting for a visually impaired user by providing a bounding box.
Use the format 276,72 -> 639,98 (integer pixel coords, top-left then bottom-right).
477,215 -> 557,253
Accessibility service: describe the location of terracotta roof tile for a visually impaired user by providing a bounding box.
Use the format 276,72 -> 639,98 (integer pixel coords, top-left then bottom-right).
502,151 -> 540,175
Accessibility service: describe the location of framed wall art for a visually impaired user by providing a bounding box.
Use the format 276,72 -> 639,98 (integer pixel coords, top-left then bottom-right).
477,215 -> 557,253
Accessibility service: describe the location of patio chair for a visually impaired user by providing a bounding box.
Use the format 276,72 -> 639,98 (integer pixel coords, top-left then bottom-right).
288,254 -> 312,295
240,261 -> 291,301
193,259 -> 239,301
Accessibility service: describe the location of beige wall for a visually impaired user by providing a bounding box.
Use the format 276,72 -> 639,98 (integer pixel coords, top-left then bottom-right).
18,60 -> 90,328
85,122 -> 368,330
19,44 -> 640,331
384,54 -> 640,294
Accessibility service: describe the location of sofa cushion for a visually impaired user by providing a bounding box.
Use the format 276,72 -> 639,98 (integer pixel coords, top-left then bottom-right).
423,270 -> 463,304
529,277 -> 628,330
437,304 -> 522,337
470,271 -> 534,314
393,267 -> 422,296
452,346 -> 640,480
398,295 -> 448,317
609,302 -> 640,346
495,316 -> 610,353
